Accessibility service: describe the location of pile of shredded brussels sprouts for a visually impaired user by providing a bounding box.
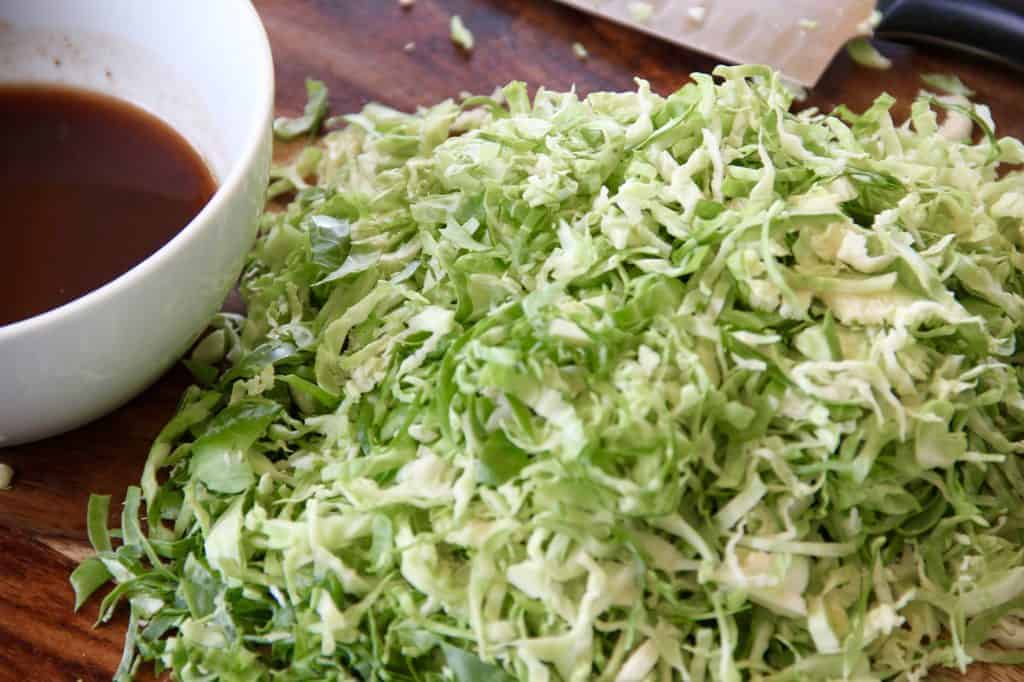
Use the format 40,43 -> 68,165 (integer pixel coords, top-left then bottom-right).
75,66 -> 1024,681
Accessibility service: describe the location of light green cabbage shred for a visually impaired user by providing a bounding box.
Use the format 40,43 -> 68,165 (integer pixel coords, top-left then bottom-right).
77,66 -> 1024,681
921,73 -> 975,98
846,38 -> 892,71
450,15 -> 474,52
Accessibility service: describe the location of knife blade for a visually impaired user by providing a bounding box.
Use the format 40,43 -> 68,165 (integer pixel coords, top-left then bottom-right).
554,0 -> 1024,87
553,0 -> 876,86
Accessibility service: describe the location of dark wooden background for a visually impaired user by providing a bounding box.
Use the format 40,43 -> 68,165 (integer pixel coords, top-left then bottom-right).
2,1 -> 1024,679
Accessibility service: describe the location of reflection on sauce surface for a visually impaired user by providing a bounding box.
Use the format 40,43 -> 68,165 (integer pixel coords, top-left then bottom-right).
0,84 -> 216,326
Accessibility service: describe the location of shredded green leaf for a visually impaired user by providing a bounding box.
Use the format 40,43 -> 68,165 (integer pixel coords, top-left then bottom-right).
450,15 -> 474,51
628,1 -> 654,23
78,66 -> 1024,680
273,79 -> 329,140
922,73 -> 976,98
846,38 -> 892,70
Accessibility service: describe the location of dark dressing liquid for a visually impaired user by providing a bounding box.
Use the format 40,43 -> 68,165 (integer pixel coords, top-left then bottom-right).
0,85 -> 217,326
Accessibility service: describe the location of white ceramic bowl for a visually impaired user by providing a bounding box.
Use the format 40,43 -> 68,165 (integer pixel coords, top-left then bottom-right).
0,0 -> 274,445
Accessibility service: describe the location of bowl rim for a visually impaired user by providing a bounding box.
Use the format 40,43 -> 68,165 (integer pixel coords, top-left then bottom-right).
0,0 -> 274,340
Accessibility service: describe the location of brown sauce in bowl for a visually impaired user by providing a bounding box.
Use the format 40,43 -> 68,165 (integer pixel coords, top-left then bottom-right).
0,84 -> 217,326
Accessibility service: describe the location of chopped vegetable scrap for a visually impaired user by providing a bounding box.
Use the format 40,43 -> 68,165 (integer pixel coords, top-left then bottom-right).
450,15 -> 475,52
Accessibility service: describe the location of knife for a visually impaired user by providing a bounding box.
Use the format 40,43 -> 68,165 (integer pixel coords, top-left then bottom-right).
553,0 -> 1024,86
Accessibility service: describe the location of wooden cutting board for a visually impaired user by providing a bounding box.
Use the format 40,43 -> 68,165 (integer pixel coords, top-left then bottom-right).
1,1 -> 1023,679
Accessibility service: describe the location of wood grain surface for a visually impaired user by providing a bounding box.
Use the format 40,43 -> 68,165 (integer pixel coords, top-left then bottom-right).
2,1 -> 1024,679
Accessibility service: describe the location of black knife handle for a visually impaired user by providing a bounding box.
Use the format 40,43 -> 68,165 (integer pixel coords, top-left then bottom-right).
877,0 -> 1024,69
